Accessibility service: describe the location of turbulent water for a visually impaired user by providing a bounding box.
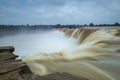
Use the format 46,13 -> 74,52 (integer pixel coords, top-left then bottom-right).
0,28 -> 120,80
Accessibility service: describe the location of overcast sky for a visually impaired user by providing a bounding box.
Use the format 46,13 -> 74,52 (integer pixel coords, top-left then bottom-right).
0,0 -> 120,24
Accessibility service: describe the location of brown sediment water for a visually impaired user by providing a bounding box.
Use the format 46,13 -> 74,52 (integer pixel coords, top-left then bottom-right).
22,28 -> 120,80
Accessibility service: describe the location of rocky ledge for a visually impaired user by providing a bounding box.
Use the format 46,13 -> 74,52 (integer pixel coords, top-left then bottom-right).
0,46 -> 89,80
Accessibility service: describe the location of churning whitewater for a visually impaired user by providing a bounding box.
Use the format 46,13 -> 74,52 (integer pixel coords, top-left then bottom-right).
0,28 -> 120,80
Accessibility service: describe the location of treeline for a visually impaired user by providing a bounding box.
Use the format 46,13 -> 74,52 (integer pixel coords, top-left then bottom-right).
0,23 -> 119,37
0,22 -> 120,29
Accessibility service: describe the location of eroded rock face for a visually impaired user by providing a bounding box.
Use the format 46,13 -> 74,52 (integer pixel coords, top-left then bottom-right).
0,46 -> 32,80
0,46 -> 89,80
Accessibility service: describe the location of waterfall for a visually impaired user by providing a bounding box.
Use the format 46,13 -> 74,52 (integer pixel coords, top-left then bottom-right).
0,28 -> 120,80
23,28 -> 120,80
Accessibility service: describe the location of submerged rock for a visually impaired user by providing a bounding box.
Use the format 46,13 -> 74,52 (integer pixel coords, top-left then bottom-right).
22,72 -> 89,80
34,72 -> 89,80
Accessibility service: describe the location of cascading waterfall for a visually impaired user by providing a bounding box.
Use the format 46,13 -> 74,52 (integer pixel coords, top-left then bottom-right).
23,28 -> 120,80
0,28 -> 120,80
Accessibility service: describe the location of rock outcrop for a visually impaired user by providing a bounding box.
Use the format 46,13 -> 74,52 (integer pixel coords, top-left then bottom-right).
0,46 -> 32,80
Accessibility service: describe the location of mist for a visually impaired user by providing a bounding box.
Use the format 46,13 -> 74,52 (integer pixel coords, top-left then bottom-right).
0,29 -> 78,58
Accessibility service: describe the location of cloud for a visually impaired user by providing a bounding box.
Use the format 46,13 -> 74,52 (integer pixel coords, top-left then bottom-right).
0,0 -> 120,24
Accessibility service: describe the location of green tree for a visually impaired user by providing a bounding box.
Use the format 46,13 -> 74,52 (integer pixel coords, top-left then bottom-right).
114,22 -> 119,26
89,23 -> 94,26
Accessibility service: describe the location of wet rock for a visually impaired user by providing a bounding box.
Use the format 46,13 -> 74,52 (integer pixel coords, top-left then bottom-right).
46,72 -> 89,80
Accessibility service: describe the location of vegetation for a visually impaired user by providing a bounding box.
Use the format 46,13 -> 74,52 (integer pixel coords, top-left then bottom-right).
0,22 -> 119,38
0,22 -> 120,29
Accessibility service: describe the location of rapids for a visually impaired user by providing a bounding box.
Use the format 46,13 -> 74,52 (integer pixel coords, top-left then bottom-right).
0,28 -> 120,80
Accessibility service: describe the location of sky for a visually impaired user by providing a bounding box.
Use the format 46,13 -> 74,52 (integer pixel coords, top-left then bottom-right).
0,0 -> 120,25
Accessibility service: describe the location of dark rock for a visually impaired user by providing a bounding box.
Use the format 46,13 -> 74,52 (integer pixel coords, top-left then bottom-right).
0,47 -> 18,61
0,46 -> 14,53
0,54 -> 18,61
0,46 -> 32,80
46,72 -> 89,80
0,60 -> 26,74
34,72 -> 89,80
